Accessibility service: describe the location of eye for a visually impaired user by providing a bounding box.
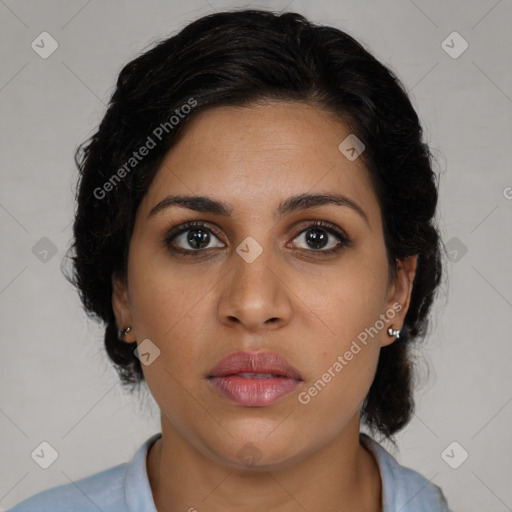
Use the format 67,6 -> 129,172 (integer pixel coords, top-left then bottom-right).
162,219 -> 352,256
163,221 -> 225,254
290,220 -> 352,254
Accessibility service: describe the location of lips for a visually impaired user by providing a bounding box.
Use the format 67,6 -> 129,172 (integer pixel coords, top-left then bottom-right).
206,351 -> 303,407
207,351 -> 303,380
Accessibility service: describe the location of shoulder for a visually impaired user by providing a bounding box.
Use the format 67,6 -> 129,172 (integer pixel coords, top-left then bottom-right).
5,463 -> 128,512
360,433 -> 453,512
6,433 -> 161,512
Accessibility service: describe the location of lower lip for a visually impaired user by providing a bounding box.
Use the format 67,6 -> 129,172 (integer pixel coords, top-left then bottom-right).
207,375 -> 302,406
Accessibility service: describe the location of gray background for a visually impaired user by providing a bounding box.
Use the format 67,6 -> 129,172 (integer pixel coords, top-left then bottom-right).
1,1 -> 511,510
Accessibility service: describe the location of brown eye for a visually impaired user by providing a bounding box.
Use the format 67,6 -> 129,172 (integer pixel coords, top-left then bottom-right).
163,221 -> 225,254
291,220 -> 352,254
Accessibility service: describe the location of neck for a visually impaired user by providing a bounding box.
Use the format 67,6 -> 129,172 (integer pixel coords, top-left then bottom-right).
146,414 -> 382,512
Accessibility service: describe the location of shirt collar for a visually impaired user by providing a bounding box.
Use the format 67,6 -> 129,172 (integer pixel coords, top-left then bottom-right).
125,432 -> 390,511
124,432 -> 162,512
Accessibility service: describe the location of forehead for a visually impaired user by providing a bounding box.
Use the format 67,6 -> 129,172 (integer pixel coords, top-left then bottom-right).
139,101 -> 381,228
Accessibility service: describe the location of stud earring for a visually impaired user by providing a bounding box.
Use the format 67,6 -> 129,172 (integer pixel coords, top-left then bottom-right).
387,326 -> 401,338
119,326 -> 132,338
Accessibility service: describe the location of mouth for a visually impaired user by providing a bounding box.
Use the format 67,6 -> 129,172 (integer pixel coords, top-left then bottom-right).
206,351 -> 303,407
229,372 -> 287,378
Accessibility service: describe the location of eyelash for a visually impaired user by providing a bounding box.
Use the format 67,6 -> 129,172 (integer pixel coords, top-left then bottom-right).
162,220 -> 353,257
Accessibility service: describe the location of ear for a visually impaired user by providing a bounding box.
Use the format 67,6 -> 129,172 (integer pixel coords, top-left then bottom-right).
381,254 -> 418,348
111,273 -> 136,343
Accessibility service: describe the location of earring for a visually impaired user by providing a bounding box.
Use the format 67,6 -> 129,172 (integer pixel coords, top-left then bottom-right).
387,326 -> 401,338
119,326 -> 132,338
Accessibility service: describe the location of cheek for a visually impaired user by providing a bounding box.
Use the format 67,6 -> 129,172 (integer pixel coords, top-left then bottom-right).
129,275 -> 212,383
298,246 -> 390,346
127,260 -> 213,431
124,246 -> 208,390
127,238 -> 215,339
293,249 -> 388,414
297,315 -> 382,439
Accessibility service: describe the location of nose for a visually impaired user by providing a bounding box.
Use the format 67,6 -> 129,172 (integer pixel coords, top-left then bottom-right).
217,247 -> 292,333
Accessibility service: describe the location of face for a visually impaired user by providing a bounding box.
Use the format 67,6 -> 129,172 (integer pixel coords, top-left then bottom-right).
112,100 -> 417,469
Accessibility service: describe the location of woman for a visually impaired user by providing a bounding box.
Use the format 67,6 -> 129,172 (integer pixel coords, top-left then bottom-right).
8,8 -> 451,512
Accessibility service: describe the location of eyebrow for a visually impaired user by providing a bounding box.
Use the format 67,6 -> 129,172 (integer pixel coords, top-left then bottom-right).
148,192 -> 369,226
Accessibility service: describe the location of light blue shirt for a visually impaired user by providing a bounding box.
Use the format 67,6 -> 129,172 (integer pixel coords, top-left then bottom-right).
7,432 -> 452,511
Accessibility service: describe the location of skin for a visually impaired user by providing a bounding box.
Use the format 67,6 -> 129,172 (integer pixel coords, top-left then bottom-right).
112,100 -> 418,512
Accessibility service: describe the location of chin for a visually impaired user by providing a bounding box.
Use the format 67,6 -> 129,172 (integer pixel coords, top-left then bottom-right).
206,427 -> 306,472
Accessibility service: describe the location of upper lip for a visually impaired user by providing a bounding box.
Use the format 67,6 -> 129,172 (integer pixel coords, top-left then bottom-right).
207,351 -> 303,380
